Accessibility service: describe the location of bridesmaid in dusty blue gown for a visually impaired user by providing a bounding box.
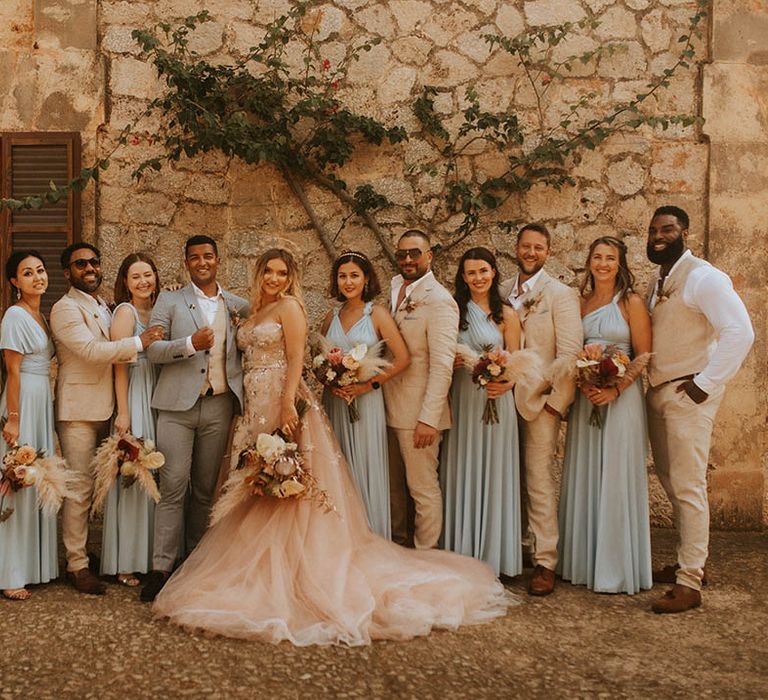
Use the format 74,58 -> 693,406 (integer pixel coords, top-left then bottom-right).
0,250 -> 58,600
320,251 -> 410,539
100,253 -> 160,586
440,247 -> 523,577
558,236 -> 653,594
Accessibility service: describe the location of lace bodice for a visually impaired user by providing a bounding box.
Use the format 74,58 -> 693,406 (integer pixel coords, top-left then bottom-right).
237,321 -> 286,370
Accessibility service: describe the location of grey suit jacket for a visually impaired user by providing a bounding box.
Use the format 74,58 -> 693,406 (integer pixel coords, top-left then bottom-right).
147,284 -> 249,413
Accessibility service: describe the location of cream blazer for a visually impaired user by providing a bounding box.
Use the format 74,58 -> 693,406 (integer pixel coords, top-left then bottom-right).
50,288 -> 138,422
383,276 -> 459,431
501,270 -> 583,421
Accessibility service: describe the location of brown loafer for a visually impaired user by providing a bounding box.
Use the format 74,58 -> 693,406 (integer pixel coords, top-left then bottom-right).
67,567 -> 106,595
528,565 -> 555,596
651,584 -> 701,614
653,564 -> 709,587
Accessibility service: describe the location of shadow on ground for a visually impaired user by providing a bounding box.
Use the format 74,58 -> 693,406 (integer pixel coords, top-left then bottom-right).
1,529 -> 766,698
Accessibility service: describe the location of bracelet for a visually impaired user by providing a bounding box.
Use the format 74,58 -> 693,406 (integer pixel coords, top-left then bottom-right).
7,411 -> 19,417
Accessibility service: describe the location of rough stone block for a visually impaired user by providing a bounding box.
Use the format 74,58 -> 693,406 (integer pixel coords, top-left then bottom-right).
421,9 -> 478,48
0,0 -> 34,48
524,181 -> 581,221
420,50 -> 479,87
391,36 -> 432,66
302,5 -> 345,42
102,25 -> 141,55
703,63 -> 768,144
608,194 -> 649,230
708,469 -> 764,530
35,0 -> 97,51
124,192 -> 177,225
606,157 -> 646,196
187,21 -> 224,56
389,0 -> 432,33
709,143 -> 768,195
598,41 -> 647,79
523,0 -> 585,26
111,56 -> 160,99
355,5 -> 396,38
641,9 -> 673,54
346,43 -> 392,83
203,0 -> 254,21
650,143 -> 707,194
495,5 -> 524,37
377,65 -> 417,105
455,28 -> 495,64
595,6 -> 638,40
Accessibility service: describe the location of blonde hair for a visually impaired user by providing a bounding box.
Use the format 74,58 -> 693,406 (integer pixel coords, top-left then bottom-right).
250,248 -> 305,313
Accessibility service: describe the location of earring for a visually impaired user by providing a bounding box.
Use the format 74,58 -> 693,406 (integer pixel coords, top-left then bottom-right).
15,287 -> 21,300
364,281 -> 369,296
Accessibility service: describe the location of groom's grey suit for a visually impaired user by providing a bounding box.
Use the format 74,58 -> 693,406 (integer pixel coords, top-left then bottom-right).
148,284 -> 249,570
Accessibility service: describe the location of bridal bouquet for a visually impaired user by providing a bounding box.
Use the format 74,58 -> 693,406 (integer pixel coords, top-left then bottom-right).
0,444 -> 72,524
575,344 -> 650,428
210,408 -> 335,526
91,434 -> 165,515
309,334 -> 390,423
456,345 -> 543,425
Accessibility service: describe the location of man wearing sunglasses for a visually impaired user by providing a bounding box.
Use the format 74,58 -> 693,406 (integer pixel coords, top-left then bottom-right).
51,243 -> 163,595
384,230 -> 459,549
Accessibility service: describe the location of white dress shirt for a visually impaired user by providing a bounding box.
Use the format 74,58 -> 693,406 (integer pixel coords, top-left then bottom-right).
651,250 -> 754,394
506,268 -> 545,310
184,283 -> 224,356
70,288 -> 142,351
390,270 -> 436,313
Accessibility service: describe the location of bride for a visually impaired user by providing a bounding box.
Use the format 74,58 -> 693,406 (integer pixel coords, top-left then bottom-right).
153,248 -> 511,646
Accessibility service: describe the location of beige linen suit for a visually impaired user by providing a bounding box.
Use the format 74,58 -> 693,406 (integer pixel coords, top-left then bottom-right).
51,288 -> 139,572
383,275 -> 458,549
501,271 -> 582,570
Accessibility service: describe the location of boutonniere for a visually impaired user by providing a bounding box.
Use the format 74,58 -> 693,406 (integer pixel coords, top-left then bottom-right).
522,294 -> 543,316
229,308 -> 244,327
403,295 -> 421,315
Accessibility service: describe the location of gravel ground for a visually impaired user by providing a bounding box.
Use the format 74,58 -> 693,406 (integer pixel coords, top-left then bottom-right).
1,529 -> 766,699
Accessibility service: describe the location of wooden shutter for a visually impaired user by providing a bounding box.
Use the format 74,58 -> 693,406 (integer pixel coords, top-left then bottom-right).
1,132 -> 81,316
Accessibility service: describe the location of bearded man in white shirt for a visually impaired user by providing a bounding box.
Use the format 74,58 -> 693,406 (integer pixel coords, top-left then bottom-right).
645,205 -> 754,614
383,230 -> 459,549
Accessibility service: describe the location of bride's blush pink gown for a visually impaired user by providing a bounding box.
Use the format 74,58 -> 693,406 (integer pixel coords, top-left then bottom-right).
153,321 -> 511,646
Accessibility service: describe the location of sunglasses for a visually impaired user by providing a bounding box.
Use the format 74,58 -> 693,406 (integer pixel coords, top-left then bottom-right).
395,248 -> 425,262
69,257 -> 101,270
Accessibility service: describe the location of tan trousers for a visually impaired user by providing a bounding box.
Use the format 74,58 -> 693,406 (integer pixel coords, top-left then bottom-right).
58,420 -> 111,572
520,410 -> 560,570
388,427 -> 443,550
647,382 -> 724,591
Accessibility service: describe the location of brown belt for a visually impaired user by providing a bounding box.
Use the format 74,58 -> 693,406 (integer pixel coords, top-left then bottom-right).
657,374 -> 695,388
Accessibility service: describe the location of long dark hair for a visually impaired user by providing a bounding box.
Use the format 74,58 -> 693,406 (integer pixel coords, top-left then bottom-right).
114,252 -> 161,305
579,236 -> 635,300
454,247 -> 506,331
329,251 -> 381,302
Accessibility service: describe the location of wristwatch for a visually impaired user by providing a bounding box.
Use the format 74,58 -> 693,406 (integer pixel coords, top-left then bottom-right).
371,381 -> 381,390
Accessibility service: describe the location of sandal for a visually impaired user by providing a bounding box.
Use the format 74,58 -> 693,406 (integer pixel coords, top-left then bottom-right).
117,573 -> 141,587
2,588 -> 31,601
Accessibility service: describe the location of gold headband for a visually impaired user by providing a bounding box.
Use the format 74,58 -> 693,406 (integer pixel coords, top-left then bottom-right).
339,250 -> 370,264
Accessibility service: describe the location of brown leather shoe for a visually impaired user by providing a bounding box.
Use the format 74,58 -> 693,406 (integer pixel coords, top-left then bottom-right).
67,567 -> 106,595
528,565 -> 555,596
653,564 -> 709,587
651,584 -> 701,614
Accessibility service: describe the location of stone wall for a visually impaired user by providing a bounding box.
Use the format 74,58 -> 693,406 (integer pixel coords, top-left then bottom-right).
1,0 -> 766,528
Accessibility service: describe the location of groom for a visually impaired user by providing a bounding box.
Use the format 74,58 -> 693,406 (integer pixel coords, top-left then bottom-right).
645,206 -> 753,613
500,223 -> 582,595
384,230 -> 458,549
140,235 -> 249,602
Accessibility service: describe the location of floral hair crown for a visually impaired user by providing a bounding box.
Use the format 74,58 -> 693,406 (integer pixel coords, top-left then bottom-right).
339,250 -> 370,264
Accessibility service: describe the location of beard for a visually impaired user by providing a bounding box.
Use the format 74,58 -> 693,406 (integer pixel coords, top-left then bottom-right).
71,273 -> 102,294
646,235 -> 685,265
516,258 -> 545,277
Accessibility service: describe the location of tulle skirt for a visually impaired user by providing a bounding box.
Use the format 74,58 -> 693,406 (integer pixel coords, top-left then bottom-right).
154,369 -> 511,646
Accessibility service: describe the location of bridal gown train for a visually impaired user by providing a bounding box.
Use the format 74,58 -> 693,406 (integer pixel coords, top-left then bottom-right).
153,321 -> 510,645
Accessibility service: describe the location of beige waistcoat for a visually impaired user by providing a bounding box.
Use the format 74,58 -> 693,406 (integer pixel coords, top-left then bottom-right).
201,299 -> 228,395
648,254 -> 715,387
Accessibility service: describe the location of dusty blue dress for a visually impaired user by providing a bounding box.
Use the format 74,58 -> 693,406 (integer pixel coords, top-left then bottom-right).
100,303 -> 157,576
440,301 -> 522,577
322,301 -> 390,539
557,296 -> 652,594
0,306 -> 58,589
